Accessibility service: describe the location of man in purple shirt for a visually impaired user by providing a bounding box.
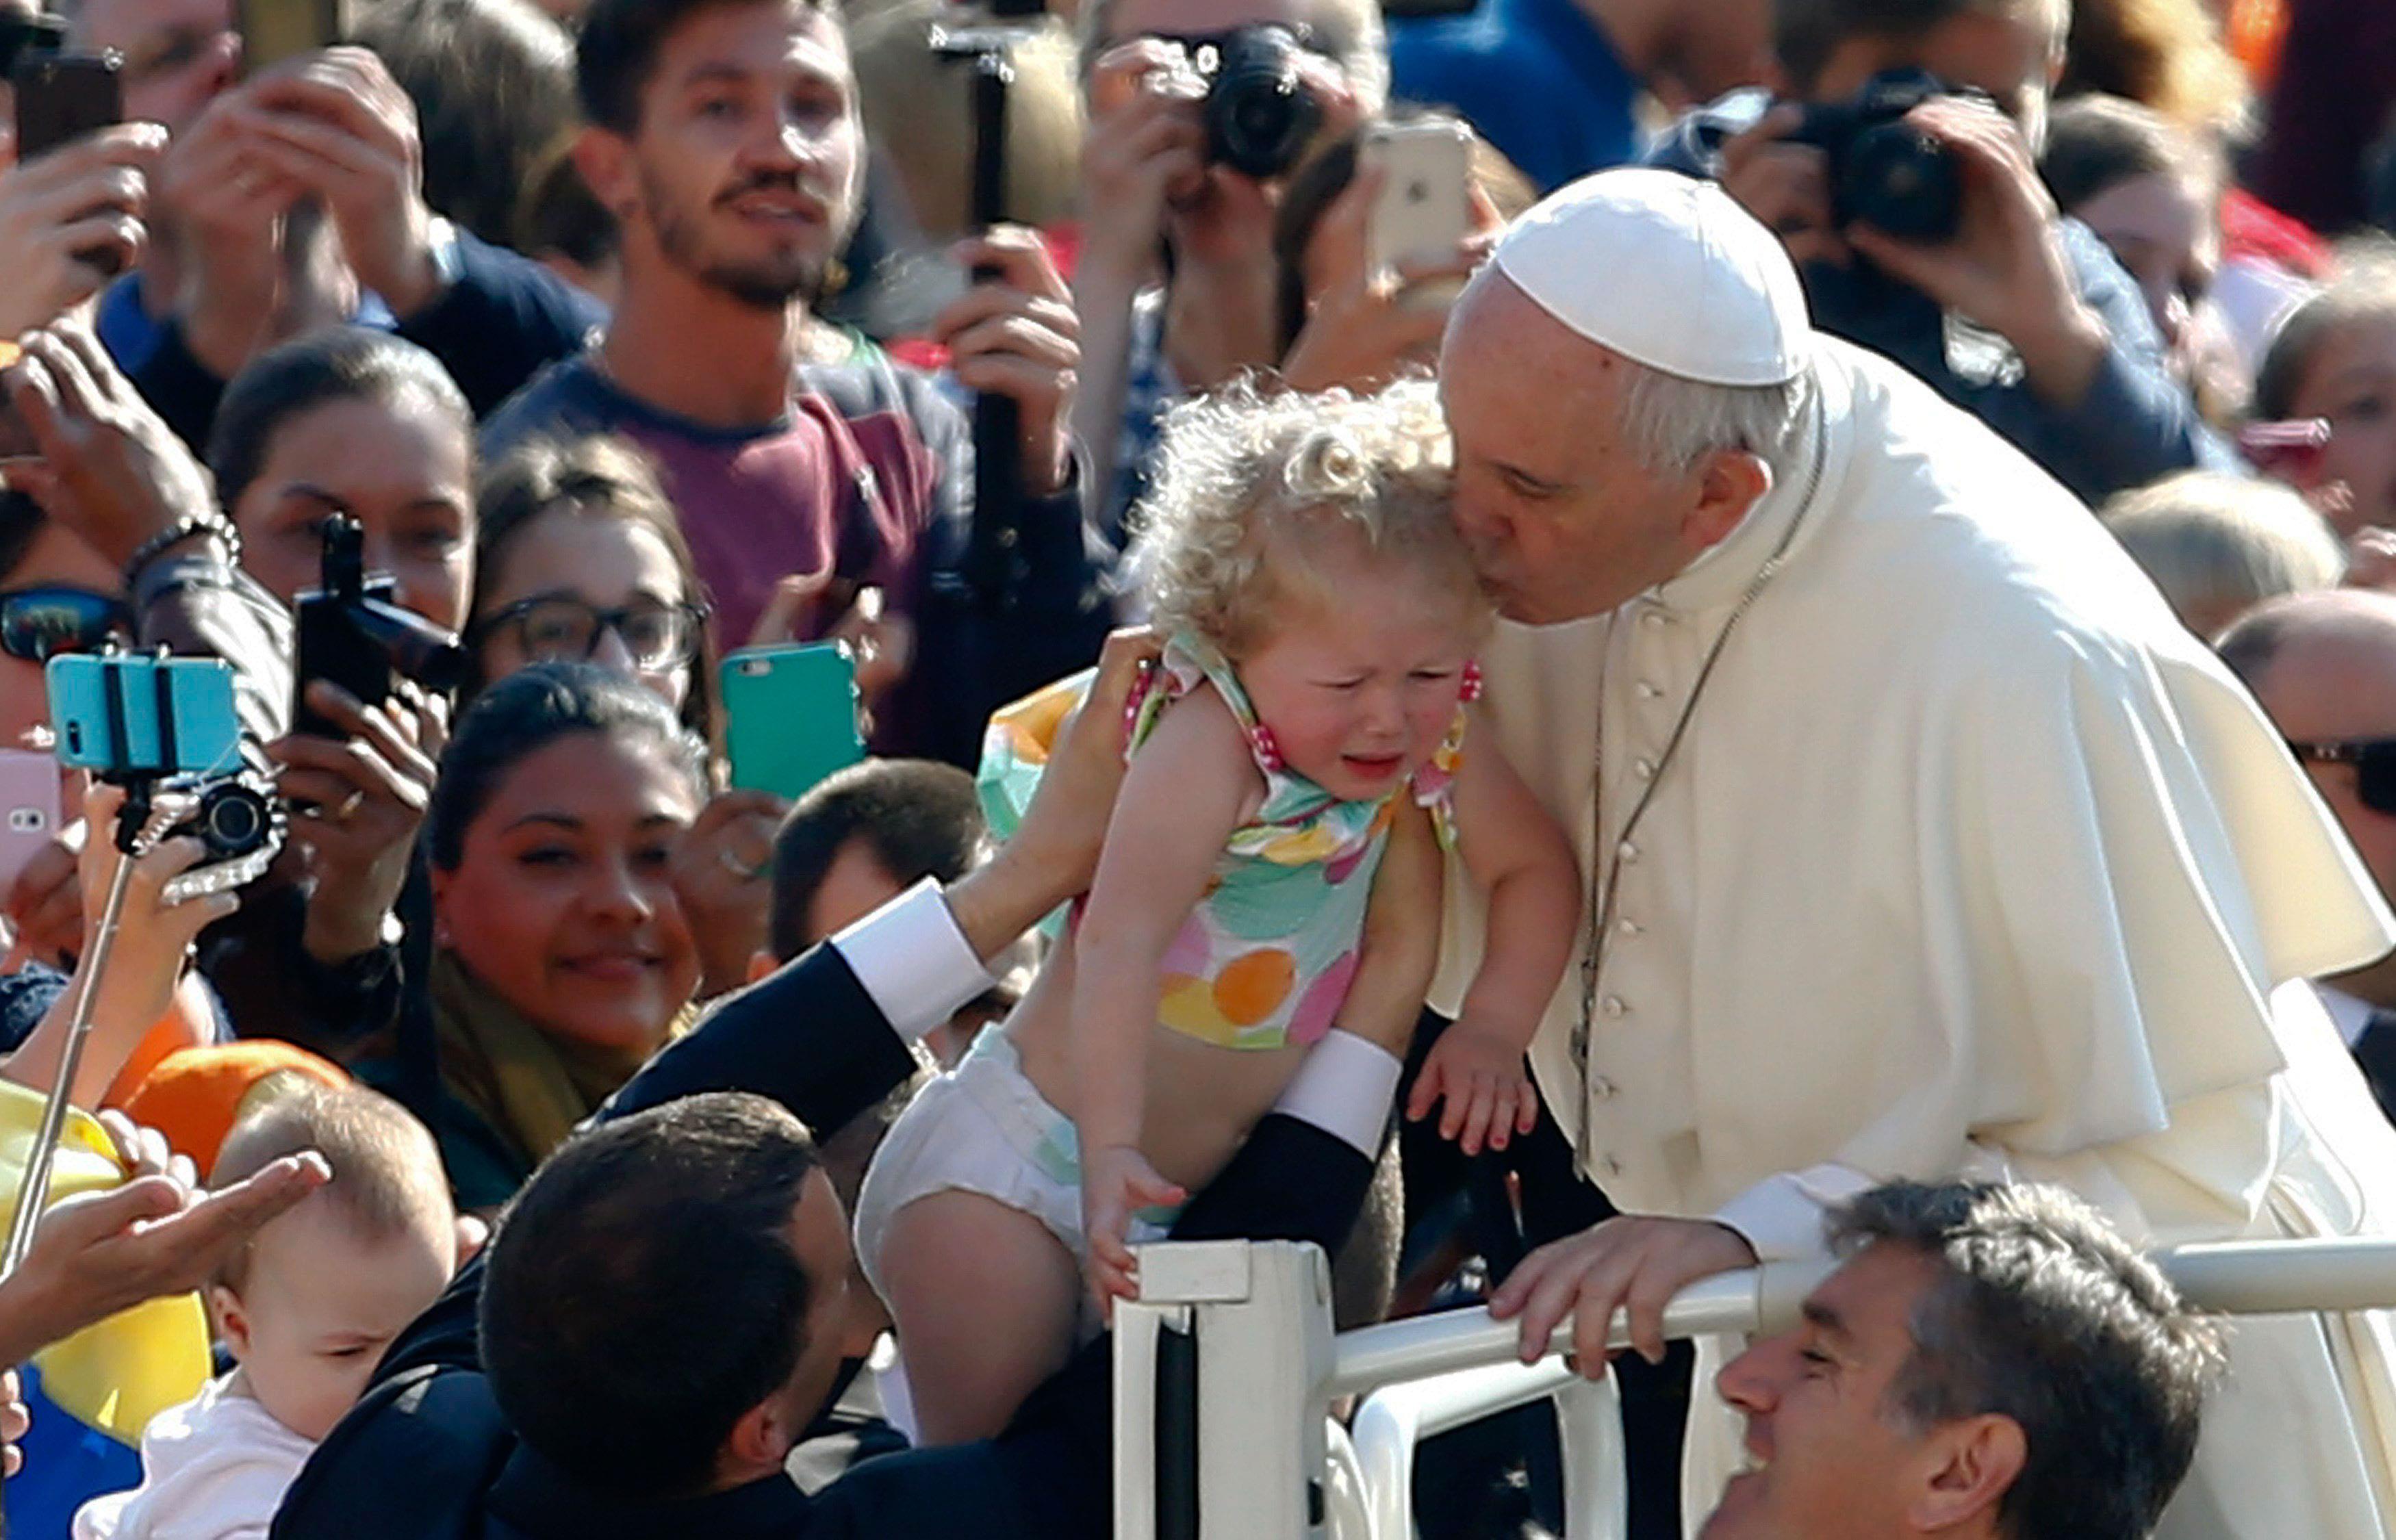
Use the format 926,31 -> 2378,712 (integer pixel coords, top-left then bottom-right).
486,0 -> 1110,765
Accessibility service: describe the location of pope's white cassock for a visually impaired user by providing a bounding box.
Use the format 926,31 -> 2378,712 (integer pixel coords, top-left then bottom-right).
1434,173 -> 2396,1537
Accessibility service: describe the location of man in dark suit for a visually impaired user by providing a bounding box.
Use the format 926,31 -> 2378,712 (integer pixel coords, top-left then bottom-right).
2220,591 -> 2396,1123
269,634 -> 1437,1538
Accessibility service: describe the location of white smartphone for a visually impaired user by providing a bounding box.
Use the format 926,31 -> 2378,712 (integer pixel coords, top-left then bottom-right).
0,749 -> 60,895
1362,118 -> 1475,307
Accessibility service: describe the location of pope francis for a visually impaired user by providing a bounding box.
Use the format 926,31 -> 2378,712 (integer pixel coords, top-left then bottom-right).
1440,168 -> 2396,1537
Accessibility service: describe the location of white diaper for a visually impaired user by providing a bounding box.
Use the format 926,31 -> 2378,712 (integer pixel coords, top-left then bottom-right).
852,1031 -> 1173,1313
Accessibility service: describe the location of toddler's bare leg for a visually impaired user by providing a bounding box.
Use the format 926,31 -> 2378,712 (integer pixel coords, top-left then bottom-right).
878,1190 -> 1084,1444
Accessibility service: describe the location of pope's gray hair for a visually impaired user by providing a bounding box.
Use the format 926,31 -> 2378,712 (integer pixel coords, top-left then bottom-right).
1137,377 -> 1483,658
1616,361 -> 1814,481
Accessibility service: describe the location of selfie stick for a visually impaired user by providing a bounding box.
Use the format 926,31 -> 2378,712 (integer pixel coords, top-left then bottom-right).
1,649 -> 179,1276
932,6 -> 1041,604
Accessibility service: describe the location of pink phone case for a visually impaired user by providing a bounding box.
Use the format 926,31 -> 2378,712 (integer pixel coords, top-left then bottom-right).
0,749 -> 62,895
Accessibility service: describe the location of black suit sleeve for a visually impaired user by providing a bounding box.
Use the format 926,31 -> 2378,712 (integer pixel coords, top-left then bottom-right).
602,940 -> 919,1135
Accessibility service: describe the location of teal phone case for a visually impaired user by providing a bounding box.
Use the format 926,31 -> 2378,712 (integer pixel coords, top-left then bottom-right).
46,654 -> 244,775
720,642 -> 866,800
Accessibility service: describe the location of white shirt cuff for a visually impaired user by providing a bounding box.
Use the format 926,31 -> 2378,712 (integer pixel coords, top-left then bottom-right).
1710,1164 -> 1880,1264
829,878 -> 996,1043
1273,1030 -> 1402,1157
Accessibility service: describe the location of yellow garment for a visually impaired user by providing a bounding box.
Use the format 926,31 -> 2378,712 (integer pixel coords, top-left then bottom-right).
0,1079 -> 210,1441
431,951 -> 691,1173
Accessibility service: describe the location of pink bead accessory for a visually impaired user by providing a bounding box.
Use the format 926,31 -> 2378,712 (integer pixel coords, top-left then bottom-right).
1460,659 -> 1484,704
1251,723 -> 1284,770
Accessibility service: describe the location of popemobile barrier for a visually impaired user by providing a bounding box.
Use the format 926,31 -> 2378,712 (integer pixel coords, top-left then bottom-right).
1111,1236 -> 2396,1540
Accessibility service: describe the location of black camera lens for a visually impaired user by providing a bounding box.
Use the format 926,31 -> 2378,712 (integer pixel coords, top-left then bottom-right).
192,782 -> 272,858
1841,121 -> 1961,244
1203,27 -> 1321,181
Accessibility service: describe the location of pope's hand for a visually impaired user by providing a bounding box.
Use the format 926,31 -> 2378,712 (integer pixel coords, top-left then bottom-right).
1488,1215 -> 1757,1372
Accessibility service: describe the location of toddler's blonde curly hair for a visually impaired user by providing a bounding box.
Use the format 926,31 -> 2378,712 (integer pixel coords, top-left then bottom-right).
1138,378 -> 1488,659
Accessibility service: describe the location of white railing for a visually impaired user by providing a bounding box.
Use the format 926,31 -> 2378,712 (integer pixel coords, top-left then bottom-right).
1113,1236 -> 2396,1540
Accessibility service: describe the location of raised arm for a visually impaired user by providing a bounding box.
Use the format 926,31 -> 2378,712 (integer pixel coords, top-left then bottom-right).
1071,683 -> 1256,1301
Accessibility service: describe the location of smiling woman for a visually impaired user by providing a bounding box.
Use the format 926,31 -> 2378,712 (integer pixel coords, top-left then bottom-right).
353,661 -> 711,1211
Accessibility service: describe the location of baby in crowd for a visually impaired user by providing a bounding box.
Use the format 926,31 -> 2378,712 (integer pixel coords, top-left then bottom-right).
856,381 -> 1579,1442
75,1080 -> 458,1540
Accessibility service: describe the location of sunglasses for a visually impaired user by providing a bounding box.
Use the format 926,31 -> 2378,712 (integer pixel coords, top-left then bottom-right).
2289,739 -> 2396,817
0,586 -> 132,663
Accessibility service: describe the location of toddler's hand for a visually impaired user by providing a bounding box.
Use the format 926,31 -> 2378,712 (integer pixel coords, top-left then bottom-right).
1082,1142 -> 1186,1309
1407,1019 -> 1539,1156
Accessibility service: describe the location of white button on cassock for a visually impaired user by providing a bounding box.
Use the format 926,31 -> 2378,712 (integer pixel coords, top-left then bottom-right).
1601,996 -> 1627,1018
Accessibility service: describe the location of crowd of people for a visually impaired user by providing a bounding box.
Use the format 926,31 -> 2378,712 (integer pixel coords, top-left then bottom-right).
0,0 -> 2392,1534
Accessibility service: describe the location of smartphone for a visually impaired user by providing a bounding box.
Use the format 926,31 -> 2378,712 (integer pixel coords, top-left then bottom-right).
0,749 -> 61,893
721,643 -> 865,801
238,0 -> 349,73
12,50 -> 122,162
1362,118 -> 1474,308
47,654 -> 244,777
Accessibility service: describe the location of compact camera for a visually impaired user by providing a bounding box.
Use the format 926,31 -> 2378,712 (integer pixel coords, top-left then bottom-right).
1190,24 -> 1322,181
1789,68 -> 1983,244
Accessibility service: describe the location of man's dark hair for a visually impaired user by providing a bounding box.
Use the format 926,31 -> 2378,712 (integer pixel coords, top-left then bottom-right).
428,661 -> 709,871
1774,0 -> 2062,97
767,758 -> 984,960
480,1092 -> 821,1498
1828,1181 -> 2226,1540
576,0 -> 843,136
356,0 -> 578,249
208,328 -> 471,513
518,135 -> 621,270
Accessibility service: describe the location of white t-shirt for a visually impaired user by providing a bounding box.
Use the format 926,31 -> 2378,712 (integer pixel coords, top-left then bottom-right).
73,1374 -> 314,1540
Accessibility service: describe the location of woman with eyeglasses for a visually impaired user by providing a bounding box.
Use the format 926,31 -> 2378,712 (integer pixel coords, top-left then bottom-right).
466,435 -> 782,999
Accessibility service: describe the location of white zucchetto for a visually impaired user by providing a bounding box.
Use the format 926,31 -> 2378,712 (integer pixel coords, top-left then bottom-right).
1490,167 -> 1813,387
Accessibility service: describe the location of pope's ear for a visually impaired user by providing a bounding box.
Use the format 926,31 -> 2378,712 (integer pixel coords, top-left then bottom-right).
1685,448 -> 1772,552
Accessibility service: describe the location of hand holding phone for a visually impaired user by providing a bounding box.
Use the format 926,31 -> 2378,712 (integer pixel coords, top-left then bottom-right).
237,0 -> 351,75
721,643 -> 866,801
1362,118 -> 1473,308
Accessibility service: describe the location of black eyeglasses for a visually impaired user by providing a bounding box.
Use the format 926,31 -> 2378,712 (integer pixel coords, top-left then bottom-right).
0,587 -> 133,662
2289,739 -> 2396,817
471,595 -> 711,672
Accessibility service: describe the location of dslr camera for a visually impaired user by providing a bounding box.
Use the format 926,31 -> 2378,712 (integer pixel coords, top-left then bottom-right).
1186,23 -> 1322,181
293,514 -> 468,739
1789,68 -> 1983,244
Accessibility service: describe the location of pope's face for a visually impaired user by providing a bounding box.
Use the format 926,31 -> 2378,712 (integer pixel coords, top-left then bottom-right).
1439,276 -> 1724,624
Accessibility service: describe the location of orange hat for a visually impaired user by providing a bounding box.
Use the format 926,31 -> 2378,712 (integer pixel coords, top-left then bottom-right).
118,1042 -> 351,1179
